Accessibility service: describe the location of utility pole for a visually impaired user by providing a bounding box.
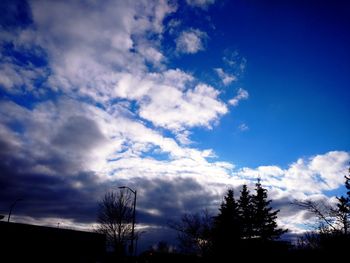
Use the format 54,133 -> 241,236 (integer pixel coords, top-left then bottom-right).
8,198 -> 23,222
118,186 -> 137,256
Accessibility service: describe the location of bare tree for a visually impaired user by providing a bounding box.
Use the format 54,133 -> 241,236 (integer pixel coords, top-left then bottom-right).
295,174 -> 350,234
169,210 -> 213,256
295,199 -> 338,233
97,191 -> 133,256
294,172 -> 350,250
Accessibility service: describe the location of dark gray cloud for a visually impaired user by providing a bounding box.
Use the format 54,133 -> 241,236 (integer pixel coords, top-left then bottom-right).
0,114 -> 220,248
52,116 -> 107,152
0,107 -> 313,249
1,115 -> 300,247
0,126 -> 311,251
0,101 -> 107,222
0,156 -> 99,223
132,176 -> 220,224
271,196 -> 302,217
0,124 -> 21,156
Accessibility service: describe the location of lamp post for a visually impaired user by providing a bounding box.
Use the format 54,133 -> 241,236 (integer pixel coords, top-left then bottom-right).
8,198 -> 23,222
118,186 -> 137,256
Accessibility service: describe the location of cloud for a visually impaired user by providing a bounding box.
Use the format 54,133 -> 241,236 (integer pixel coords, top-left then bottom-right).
235,151 -> 350,197
232,152 -> 349,234
0,96 -> 233,234
214,68 -> 236,86
238,123 -> 249,132
0,99 -> 235,247
138,83 -> 227,131
0,1 -> 226,134
0,99 -> 348,243
0,100 -> 113,175
175,29 -> 207,54
52,116 -> 107,151
175,130 -> 192,145
167,19 -> 181,34
0,0 -> 176,102
137,44 -> 165,66
229,88 -> 249,106
186,0 -> 216,9
0,97 -> 233,187
0,40 -> 49,94
0,123 -> 21,156
114,70 -> 227,131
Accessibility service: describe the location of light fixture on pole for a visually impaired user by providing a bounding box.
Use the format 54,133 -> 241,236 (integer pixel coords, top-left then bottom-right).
118,186 -> 137,256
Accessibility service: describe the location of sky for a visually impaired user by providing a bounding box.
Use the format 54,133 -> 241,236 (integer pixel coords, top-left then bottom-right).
0,0 -> 349,250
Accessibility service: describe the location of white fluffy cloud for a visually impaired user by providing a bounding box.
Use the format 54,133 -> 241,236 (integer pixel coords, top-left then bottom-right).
114,70 -> 227,131
214,68 -> 236,86
0,98 -> 231,182
229,88 -> 249,106
175,28 -> 207,54
0,1 -> 228,134
0,60 -> 47,94
139,83 -> 227,131
233,151 -> 350,232
26,0 -> 173,101
0,0 -> 234,194
235,151 -> 350,197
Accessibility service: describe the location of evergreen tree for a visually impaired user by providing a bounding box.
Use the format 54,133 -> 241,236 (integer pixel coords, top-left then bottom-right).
344,167 -> 350,215
345,167 -> 350,199
335,170 -> 350,234
252,179 -> 287,240
212,189 -> 241,253
336,196 -> 349,234
238,184 -> 254,239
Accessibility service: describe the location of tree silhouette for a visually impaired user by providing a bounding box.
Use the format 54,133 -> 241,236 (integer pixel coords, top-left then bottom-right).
252,180 -> 287,240
171,184 -> 289,258
238,184 -> 254,239
296,169 -> 350,236
96,191 -> 133,256
335,196 -> 349,234
345,167 -> 350,196
169,210 -> 213,256
333,169 -> 350,234
212,189 -> 241,254
296,199 -> 337,233
344,169 -> 350,231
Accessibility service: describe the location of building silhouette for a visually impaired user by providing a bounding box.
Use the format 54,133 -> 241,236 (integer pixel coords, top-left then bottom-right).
0,221 -> 105,262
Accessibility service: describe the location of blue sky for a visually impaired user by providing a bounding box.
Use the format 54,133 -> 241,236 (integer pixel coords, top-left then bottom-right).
171,0 -> 350,168
0,0 -> 349,248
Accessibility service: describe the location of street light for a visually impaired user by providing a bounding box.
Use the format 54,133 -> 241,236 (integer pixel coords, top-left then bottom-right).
118,186 -> 137,256
8,198 -> 23,222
